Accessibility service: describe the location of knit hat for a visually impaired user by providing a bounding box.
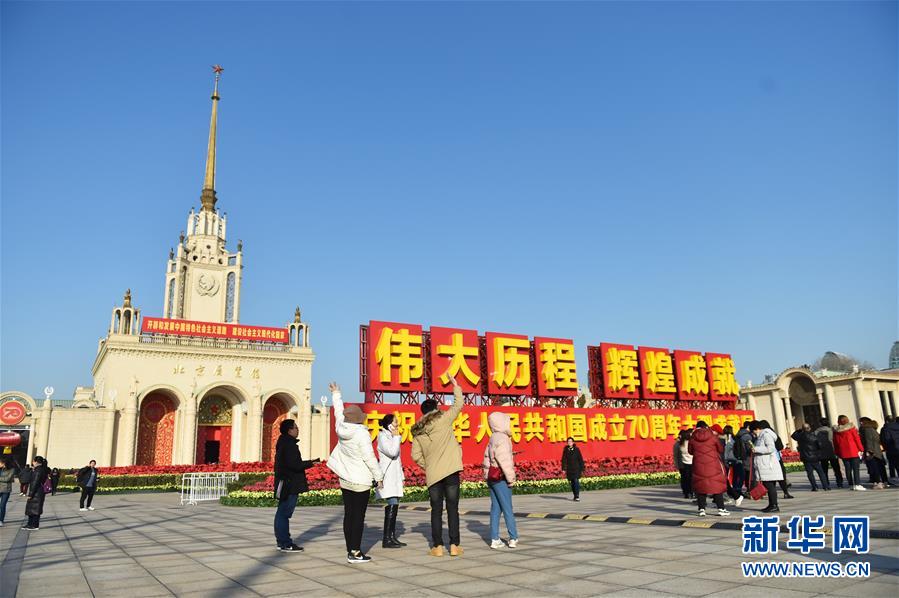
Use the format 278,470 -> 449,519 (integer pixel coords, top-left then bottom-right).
343,404 -> 366,425
710,424 -> 724,435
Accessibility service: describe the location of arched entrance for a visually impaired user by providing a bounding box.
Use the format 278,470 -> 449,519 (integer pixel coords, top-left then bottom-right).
261,395 -> 290,463
137,392 -> 178,466
196,395 -> 233,464
788,375 -> 820,430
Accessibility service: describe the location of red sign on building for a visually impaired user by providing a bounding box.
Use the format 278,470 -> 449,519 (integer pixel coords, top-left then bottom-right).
142,317 -> 288,343
673,350 -> 709,401
706,353 -> 740,402
599,343 -> 641,400
637,346 -> 677,400
485,332 -> 533,396
0,401 -> 27,426
534,337 -> 579,397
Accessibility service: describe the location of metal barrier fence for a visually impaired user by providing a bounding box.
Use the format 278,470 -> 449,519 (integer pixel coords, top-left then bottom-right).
180,472 -> 240,505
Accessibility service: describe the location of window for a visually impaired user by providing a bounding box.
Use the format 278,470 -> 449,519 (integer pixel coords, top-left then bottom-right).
225,272 -> 236,321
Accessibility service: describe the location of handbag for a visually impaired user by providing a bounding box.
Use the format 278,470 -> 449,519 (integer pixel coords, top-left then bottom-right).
486,445 -> 505,483
747,454 -> 767,501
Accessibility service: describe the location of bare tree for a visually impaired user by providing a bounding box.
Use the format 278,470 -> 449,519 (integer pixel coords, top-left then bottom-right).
812,351 -> 876,372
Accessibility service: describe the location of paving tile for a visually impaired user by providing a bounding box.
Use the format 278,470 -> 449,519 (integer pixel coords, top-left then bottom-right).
587,569 -> 677,587
642,577 -> 735,596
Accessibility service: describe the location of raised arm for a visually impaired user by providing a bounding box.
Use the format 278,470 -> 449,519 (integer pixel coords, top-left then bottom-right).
447,375 -> 464,420
330,382 -> 344,430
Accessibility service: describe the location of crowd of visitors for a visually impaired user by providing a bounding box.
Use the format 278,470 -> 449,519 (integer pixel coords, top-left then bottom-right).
0,456 -> 102,529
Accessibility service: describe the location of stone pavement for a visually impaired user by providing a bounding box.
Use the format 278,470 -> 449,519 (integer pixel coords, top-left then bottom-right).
0,472 -> 897,597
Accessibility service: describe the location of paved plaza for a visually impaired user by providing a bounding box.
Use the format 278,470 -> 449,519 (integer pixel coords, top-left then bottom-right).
1,472 -> 897,598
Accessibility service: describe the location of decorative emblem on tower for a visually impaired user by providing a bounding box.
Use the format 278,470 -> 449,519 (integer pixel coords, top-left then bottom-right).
195,272 -> 221,296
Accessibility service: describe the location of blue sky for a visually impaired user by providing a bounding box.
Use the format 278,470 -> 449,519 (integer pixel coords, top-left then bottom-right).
2,1 -> 896,402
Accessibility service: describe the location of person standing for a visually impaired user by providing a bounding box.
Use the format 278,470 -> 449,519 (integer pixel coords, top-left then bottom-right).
749,421 -> 782,512
18,464 -> 32,496
76,460 -> 100,511
833,415 -> 866,491
23,456 -> 49,530
880,416 -> 899,480
327,382 -> 384,564
376,413 -> 406,549
560,437 -> 585,501
0,458 -> 15,527
859,418 -> 889,489
722,425 -> 745,506
815,418 -> 843,488
688,421 -> 730,517
736,422 -> 754,494
49,468 -> 60,496
273,418 -> 319,552
411,375 -> 465,557
791,424 -> 829,491
674,430 -> 694,499
484,412 -> 519,548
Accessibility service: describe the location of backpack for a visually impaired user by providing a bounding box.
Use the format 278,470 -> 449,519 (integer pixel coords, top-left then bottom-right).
774,435 -> 784,451
41,477 -> 52,494
731,436 -> 746,460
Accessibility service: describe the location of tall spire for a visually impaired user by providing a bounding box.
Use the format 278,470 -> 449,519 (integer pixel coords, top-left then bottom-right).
200,65 -> 223,212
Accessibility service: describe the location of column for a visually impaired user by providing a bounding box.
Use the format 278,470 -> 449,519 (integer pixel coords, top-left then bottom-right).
230,404 -> 243,462
890,391 -> 898,420
746,393 -> 758,416
770,390 -> 787,442
246,395 -> 262,462
37,400 -> 52,458
120,395 -> 139,466
301,388 -> 313,459
101,408 -> 116,466
782,396 -> 795,443
851,379 -> 865,420
824,384 -> 839,425
180,399 -> 197,465
817,390 -> 828,422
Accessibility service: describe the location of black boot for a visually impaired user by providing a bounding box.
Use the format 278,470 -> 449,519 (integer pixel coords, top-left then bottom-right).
382,506 -> 401,548
389,503 -> 406,547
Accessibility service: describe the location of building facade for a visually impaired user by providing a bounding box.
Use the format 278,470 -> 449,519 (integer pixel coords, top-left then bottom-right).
0,71 -> 331,467
738,365 -> 899,448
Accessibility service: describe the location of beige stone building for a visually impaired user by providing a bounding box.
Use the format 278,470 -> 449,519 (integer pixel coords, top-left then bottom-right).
737,364 -> 899,448
0,71 -> 330,468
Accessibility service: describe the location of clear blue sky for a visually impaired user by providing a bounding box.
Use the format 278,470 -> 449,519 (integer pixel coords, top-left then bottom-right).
2,1 -> 896,402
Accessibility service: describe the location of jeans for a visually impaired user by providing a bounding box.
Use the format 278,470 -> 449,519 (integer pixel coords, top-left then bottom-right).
821,457 -> 843,487
488,480 -> 518,540
0,492 -> 9,522
428,472 -> 460,547
803,461 -> 829,490
80,488 -> 95,509
274,493 -> 298,548
386,496 -> 399,506
697,493 -> 724,510
679,466 -> 693,497
842,458 -> 861,487
568,476 -> 580,498
341,488 -> 370,553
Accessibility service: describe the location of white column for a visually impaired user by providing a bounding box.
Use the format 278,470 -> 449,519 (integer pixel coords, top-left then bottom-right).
851,379 -> 865,421
180,399 -> 197,465
101,408 -> 116,466
817,390 -> 828,422
770,390 -> 787,442
782,396 -> 796,445
230,404 -> 243,462
120,395 -> 139,466
824,384 -> 839,425
246,395 -> 262,462
37,400 -> 52,458
746,393 -> 758,415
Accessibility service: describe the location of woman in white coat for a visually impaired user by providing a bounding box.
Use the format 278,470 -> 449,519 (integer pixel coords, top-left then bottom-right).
749,420 -> 783,513
326,382 -> 384,564
377,414 -> 406,548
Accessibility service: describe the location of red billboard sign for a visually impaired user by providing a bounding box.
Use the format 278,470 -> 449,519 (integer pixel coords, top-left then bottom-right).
673,350 -> 709,401
368,320 -> 425,392
599,342 -> 641,400
429,326 -> 481,394
485,332 -> 533,396
332,404 -> 754,464
534,337 -> 579,397
142,317 -> 288,343
706,353 -> 740,402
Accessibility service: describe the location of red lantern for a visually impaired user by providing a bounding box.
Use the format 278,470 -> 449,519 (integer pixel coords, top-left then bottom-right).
0,431 -> 21,447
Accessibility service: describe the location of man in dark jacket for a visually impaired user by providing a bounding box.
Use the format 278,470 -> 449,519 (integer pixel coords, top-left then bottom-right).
76,460 -> 99,511
24,457 -> 48,530
560,438 -> 585,501
814,419 -> 843,488
273,418 -> 319,552
881,417 -> 899,480
791,424 -> 829,491
736,423 -> 754,493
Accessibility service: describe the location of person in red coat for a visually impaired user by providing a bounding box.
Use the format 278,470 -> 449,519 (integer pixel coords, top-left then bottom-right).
688,421 -> 730,517
833,415 -> 866,491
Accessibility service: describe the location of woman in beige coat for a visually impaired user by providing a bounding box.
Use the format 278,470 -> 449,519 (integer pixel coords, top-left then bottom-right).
483,412 -> 519,549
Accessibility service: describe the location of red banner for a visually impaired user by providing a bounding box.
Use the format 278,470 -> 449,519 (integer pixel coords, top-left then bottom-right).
674,350 -> 709,401
430,326 -> 481,394
368,320 -> 425,392
534,337 -> 579,397
330,404 -> 753,465
486,332 -> 532,395
142,317 -> 289,343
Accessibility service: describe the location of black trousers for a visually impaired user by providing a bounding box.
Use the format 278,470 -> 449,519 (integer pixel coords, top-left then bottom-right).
821,457 -> 843,487
842,458 -> 861,487
80,488 -> 95,508
428,472 -> 460,547
763,481 -> 778,508
803,461 -> 829,490
27,514 -> 40,527
887,452 -> 899,479
341,488 -> 370,553
679,466 -> 693,497
867,457 -> 888,484
697,493 -> 724,510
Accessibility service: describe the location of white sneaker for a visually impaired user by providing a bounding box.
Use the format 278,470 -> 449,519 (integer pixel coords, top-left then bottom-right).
79,508 -> 87,512
507,539 -> 518,548
855,485 -> 867,491
698,509 -> 706,517
88,507 -> 95,511
735,495 -> 744,507
0,521 -> 4,527
718,509 -> 730,517
490,539 -> 505,549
